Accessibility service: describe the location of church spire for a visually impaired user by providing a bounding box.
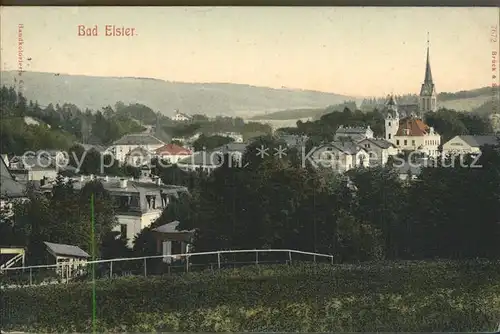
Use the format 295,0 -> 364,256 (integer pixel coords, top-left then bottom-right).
424,32 -> 433,84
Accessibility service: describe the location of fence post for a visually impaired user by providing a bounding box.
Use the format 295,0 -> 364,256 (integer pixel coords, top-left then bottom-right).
288,251 -> 292,265
143,258 -> 147,277
217,252 -> 221,269
29,268 -> 32,286
110,261 -> 113,278
185,255 -> 189,273
255,250 -> 259,265
314,254 -> 316,263
331,256 -> 334,265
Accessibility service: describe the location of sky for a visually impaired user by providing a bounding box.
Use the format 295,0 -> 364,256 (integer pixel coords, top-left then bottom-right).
1,7 -> 499,97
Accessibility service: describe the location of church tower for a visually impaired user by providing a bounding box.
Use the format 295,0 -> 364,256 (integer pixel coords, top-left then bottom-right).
384,94 -> 399,143
419,33 -> 437,113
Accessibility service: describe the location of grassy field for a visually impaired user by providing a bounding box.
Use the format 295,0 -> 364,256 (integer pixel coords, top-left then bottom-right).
1,260 -> 500,332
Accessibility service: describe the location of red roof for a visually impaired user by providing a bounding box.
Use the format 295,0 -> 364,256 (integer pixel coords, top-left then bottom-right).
155,144 -> 191,156
396,117 -> 430,137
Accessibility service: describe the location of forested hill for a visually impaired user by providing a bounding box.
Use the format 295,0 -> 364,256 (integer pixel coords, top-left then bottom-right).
0,71 -> 354,118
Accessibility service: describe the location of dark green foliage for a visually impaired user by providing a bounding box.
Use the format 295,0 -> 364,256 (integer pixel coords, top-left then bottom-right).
2,261 -> 500,332
192,134 -> 235,151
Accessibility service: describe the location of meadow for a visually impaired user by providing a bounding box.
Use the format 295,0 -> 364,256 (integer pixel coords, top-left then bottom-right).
1,260 -> 500,332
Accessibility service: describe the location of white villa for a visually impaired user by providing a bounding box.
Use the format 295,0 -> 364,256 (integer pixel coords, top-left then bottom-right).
105,133 -> 165,162
310,141 -> 370,173
172,110 -> 193,122
39,175 -> 189,248
357,138 -> 398,166
384,95 -> 441,158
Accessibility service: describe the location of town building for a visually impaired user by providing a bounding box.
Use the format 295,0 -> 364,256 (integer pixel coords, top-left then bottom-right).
442,135 -> 499,156
384,94 -> 441,158
8,154 -> 58,183
310,141 -> 370,173
125,146 -> 153,167
39,175 -> 189,248
0,156 -> 27,209
335,125 -> 374,142
105,133 -> 165,163
172,110 -> 193,122
357,138 -> 399,166
155,144 -> 192,164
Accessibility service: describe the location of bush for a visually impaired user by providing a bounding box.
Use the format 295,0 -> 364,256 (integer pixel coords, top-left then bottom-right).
1,261 -> 500,332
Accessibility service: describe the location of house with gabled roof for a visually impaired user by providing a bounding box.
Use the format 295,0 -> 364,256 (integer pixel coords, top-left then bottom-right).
105,133 -> 165,162
172,110 -> 192,122
442,135 -> 499,156
39,175 -> 189,248
357,138 -> 399,166
335,125 -> 374,142
310,140 -> 369,173
44,241 -> 90,279
155,144 -> 192,164
392,116 -> 441,158
126,146 -> 153,167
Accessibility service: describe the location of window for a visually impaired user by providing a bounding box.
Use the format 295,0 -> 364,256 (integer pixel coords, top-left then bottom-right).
412,140 -> 415,146
388,134 -> 391,139
404,140 -> 407,145
396,140 -> 400,145
388,122 -> 391,126
146,195 -> 157,209
120,224 -> 127,238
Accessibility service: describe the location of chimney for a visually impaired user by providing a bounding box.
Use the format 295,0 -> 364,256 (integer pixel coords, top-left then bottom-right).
120,179 -> 128,188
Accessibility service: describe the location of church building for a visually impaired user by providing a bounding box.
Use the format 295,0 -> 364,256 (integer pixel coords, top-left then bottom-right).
384,37 -> 441,158
419,36 -> 438,113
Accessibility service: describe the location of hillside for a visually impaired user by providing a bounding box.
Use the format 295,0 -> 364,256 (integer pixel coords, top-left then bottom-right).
0,71 -> 354,118
250,87 -> 498,121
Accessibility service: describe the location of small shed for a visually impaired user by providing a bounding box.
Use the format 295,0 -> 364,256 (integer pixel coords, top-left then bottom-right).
151,221 -> 195,263
44,241 -> 90,279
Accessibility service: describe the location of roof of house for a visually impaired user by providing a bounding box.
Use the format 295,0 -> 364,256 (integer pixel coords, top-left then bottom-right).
10,155 -> 56,170
454,135 -> 499,148
39,176 -> 189,197
359,138 -> 397,149
320,141 -> 366,155
113,133 -> 165,146
336,125 -> 371,135
173,110 -> 192,119
153,221 -> 195,234
156,144 -> 192,156
0,158 -> 26,198
396,117 -> 430,136
44,241 -> 90,258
